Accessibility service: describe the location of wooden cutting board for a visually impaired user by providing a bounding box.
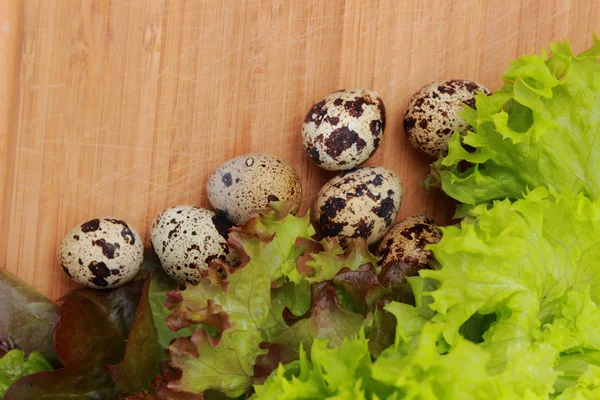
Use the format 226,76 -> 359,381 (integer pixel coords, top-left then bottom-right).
2,0 -> 599,301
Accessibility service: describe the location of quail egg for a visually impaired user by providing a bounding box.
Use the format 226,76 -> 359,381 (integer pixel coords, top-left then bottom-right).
403,80 -> 490,157
302,89 -> 386,170
376,215 -> 442,281
313,167 -> 402,245
150,205 -> 239,284
206,153 -> 302,225
58,217 -> 144,289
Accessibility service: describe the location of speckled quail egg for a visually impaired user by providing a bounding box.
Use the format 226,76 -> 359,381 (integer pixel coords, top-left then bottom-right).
313,167 -> 402,245
150,205 -> 239,285
58,217 -> 144,289
302,89 -> 386,170
403,80 -> 491,157
376,215 -> 442,280
206,153 -> 302,225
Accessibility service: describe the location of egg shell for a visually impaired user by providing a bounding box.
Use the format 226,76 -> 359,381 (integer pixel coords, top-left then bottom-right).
302,89 -> 386,171
150,205 -> 239,285
313,167 -> 402,245
59,217 -> 144,289
377,215 -> 442,273
403,79 -> 491,157
206,153 -> 302,225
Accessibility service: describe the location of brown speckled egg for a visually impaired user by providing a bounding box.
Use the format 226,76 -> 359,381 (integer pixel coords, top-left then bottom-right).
150,206 -> 239,284
376,215 -> 442,280
403,80 -> 490,157
313,167 -> 402,245
59,218 -> 144,289
206,153 -> 302,225
302,89 -> 386,170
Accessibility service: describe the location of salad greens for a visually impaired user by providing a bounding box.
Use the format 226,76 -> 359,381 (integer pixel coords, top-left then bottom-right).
430,37 -> 600,206
0,269 -> 58,366
161,202 -> 401,397
4,275 -> 154,399
253,188 -> 600,399
163,202 -> 315,397
0,350 -> 51,398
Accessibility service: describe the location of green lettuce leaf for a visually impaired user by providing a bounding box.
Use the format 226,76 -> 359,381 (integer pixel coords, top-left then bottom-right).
298,238 -> 378,283
252,189 -> 600,399
431,38 -> 600,205
251,331 -> 395,400
0,350 -> 51,398
148,266 -> 196,357
165,202 -> 314,397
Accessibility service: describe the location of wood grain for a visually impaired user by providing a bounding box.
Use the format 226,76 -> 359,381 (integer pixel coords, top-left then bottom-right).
2,0 -> 600,300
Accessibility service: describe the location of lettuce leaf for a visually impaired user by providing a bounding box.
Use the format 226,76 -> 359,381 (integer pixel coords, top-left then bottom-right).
431,38 -> 600,205
0,269 -> 58,366
6,271 -> 161,399
161,202 -> 402,397
0,350 -> 51,398
165,203 -> 314,397
252,189 -> 600,399
252,331 -> 395,400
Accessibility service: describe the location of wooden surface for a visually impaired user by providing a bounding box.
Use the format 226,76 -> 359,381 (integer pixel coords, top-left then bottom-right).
2,0 -> 600,301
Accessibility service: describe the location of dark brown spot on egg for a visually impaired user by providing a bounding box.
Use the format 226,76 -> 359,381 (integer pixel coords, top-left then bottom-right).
347,183 -> 367,198
419,119 -> 428,129
370,119 -> 382,136
324,127 -> 366,158
168,224 -> 181,239
318,197 -> 348,237
221,172 -> 233,187
404,118 -> 416,131
205,253 -> 218,264
413,97 -> 425,108
351,219 -> 373,238
438,84 -> 456,95
464,98 -> 476,108
103,219 -> 136,245
73,235 -> 80,240
187,244 -> 201,252
325,116 -> 340,125
88,261 -> 111,287
372,197 -> 396,226
440,128 -> 452,137
212,214 -> 233,239
333,98 -> 343,106
304,99 -> 328,126
81,219 -> 100,233
343,97 -> 368,118
369,174 -> 384,186
399,221 -> 438,246
267,194 -> 280,202
61,264 -> 72,278
371,139 -> 380,156
377,97 -> 386,130
92,239 -> 120,259
111,269 -> 120,276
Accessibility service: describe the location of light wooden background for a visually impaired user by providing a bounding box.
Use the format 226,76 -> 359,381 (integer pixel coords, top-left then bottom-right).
2,0 -> 599,301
